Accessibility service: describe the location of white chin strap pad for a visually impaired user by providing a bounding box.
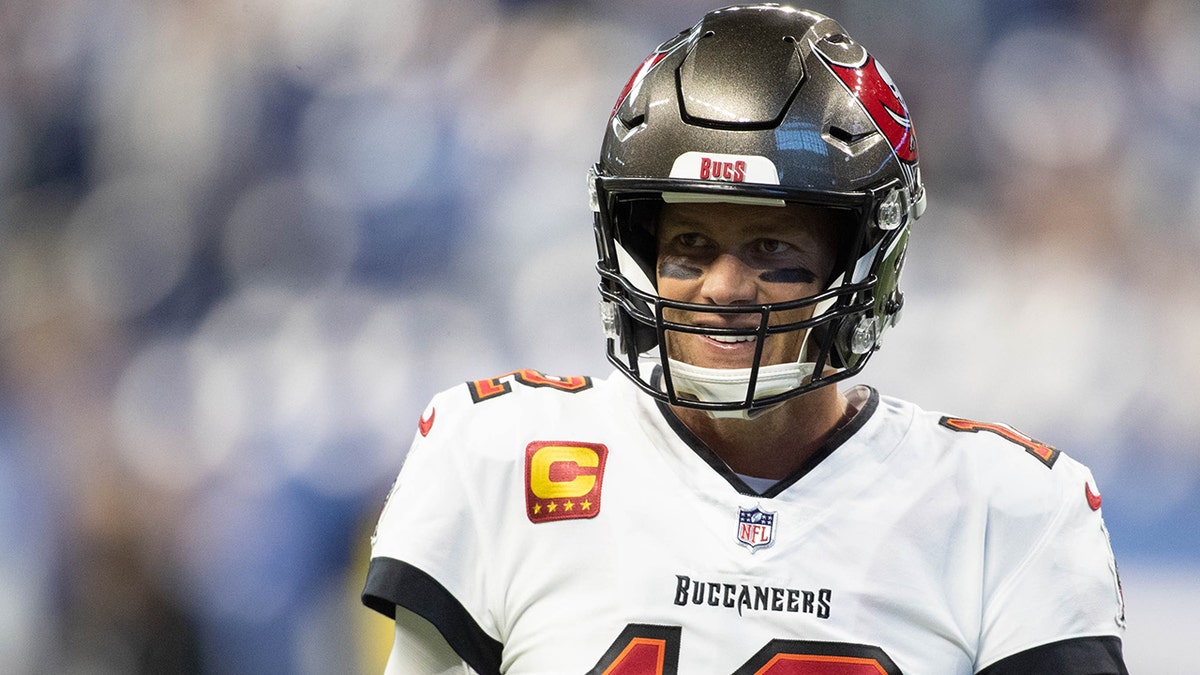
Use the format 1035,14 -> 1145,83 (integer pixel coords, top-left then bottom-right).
666,359 -> 816,419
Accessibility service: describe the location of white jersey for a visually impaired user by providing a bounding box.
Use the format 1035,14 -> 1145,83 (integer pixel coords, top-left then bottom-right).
364,370 -> 1126,674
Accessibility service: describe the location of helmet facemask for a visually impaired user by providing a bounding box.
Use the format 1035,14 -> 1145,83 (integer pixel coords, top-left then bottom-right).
594,174 -> 910,418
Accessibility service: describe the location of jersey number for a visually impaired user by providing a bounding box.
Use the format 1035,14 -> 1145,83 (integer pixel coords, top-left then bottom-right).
468,369 -> 593,403
938,416 -> 1059,469
588,624 -> 901,675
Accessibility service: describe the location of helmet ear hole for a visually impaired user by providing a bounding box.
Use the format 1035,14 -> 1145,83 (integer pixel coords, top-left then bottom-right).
616,301 -> 659,358
613,197 -> 662,289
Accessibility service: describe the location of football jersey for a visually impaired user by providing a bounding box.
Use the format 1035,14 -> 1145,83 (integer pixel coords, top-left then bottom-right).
363,369 -> 1126,674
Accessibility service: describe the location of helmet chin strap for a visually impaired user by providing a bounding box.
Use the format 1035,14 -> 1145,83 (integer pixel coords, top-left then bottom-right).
666,359 -> 817,420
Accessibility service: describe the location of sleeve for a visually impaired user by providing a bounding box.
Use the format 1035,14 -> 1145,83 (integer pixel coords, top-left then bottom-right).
384,605 -> 476,675
974,456 -> 1126,673
976,635 -> 1126,675
362,396 -> 504,675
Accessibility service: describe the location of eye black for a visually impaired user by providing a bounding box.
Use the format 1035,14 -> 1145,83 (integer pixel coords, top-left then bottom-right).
758,267 -> 816,284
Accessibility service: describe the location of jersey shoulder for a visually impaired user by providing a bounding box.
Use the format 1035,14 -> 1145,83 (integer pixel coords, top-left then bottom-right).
372,368 -> 624,554
890,398 -> 1103,519
410,368 -> 621,461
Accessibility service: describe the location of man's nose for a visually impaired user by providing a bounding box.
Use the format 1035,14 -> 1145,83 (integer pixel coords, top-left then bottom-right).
700,253 -> 758,306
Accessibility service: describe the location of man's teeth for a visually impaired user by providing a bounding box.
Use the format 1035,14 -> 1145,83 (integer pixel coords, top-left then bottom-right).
708,334 -> 757,343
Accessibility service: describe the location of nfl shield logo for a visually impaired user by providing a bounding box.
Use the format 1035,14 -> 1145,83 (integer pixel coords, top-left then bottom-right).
737,506 -> 776,552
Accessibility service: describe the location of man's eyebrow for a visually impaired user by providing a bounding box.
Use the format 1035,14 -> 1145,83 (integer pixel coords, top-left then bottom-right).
658,218 -> 708,232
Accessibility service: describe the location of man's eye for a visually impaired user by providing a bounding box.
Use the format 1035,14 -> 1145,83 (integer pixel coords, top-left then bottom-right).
676,233 -> 708,248
757,239 -> 791,254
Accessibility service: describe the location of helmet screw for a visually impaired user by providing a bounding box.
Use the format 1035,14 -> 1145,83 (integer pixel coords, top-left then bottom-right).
847,315 -> 880,355
885,292 -> 904,326
876,189 -> 904,231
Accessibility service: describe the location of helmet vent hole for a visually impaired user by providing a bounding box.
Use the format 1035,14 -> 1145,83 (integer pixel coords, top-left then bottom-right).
622,113 -> 646,129
828,125 -> 873,144
782,35 -> 796,44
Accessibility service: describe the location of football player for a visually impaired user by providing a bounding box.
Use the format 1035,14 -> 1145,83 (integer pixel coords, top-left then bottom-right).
363,5 -> 1128,673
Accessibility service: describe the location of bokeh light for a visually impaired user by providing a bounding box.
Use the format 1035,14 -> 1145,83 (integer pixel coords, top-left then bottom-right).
0,1 -> 1196,672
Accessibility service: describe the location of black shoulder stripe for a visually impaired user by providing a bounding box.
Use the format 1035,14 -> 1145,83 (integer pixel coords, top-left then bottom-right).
977,635 -> 1127,675
362,557 -> 503,675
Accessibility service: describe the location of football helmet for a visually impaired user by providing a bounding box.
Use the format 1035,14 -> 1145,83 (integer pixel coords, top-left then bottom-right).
592,4 -> 925,416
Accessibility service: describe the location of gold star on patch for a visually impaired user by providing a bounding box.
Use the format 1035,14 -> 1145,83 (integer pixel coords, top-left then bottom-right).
532,503 -> 542,514
547,502 -> 557,513
580,499 -> 592,510
563,500 -> 574,511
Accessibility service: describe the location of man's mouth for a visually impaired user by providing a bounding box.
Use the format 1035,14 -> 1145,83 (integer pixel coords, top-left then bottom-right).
706,334 -> 757,344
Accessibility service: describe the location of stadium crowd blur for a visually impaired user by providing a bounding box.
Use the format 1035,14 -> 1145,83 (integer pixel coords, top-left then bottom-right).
0,0 -> 1196,672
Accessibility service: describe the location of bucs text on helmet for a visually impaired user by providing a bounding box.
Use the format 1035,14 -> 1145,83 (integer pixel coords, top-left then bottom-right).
591,3 -> 926,416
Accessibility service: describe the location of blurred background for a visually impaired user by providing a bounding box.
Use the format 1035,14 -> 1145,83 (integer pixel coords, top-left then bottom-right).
0,0 -> 1195,672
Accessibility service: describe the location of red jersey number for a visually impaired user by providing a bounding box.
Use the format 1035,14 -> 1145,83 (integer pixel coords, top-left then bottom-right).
589,626 -> 901,675
468,369 -> 593,403
939,416 -> 1059,469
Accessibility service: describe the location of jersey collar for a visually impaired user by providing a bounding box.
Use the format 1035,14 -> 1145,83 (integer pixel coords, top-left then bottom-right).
649,377 -> 880,497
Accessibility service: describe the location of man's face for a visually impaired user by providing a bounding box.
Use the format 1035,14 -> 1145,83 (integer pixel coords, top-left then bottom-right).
655,200 -> 842,371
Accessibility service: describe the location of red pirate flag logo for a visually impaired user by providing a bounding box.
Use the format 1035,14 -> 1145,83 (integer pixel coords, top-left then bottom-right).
813,42 -> 917,164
